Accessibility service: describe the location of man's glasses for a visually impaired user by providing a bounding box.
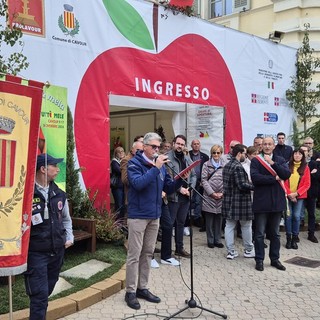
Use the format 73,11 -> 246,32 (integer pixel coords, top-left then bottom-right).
146,144 -> 160,150
304,142 -> 312,145
212,151 -> 221,155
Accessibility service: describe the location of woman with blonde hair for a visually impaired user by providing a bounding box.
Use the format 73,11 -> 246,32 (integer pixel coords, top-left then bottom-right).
201,144 -> 224,248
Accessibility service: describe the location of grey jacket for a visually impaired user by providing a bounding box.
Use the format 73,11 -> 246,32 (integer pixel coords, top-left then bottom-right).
166,150 -> 197,202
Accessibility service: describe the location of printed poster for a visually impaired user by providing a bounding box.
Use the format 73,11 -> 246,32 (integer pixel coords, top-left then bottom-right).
40,85 -> 68,191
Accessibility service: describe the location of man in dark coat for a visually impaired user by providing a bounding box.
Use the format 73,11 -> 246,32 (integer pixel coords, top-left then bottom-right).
301,144 -> 320,243
189,139 -> 209,229
273,132 -> 293,162
251,137 -> 291,271
222,144 -> 255,260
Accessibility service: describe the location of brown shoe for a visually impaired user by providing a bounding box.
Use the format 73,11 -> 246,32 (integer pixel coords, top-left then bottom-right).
175,249 -> 191,258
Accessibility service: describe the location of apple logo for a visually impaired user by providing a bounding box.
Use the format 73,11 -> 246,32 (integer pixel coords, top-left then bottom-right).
74,0 -> 241,206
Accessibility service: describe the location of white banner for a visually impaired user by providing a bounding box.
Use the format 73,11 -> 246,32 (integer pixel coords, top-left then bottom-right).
5,0 -> 297,205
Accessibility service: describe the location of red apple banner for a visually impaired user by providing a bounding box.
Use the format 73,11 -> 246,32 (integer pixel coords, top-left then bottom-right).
0,75 -> 43,276
1,0 -> 297,208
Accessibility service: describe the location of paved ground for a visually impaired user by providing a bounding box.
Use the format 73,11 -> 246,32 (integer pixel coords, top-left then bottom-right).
61,229 -> 320,320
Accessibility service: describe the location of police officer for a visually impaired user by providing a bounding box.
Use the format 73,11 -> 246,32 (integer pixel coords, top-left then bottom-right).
24,154 -> 74,320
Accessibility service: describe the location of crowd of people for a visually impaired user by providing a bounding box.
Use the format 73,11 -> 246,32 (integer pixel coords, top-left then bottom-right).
117,132 -> 320,310
23,131 -> 319,317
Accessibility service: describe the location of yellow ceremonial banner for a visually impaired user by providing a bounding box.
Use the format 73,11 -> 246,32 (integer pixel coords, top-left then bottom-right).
0,92 -> 32,256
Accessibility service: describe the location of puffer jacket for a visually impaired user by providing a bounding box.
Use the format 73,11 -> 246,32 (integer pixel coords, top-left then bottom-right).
127,151 -> 182,219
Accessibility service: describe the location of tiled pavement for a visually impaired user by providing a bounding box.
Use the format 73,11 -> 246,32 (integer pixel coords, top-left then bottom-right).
61,229 -> 320,320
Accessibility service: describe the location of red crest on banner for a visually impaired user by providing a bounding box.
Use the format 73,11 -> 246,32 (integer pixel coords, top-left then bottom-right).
0,75 -> 43,276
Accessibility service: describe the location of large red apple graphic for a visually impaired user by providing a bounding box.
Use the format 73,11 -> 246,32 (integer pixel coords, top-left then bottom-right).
74,0 -> 241,207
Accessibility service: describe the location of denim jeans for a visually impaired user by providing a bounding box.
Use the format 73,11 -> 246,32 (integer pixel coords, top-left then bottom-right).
254,211 -> 282,262
24,248 -> 65,320
168,195 -> 190,252
285,199 -> 304,236
225,219 -> 253,253
160,202 -> 173,260
111,187 -> 126,219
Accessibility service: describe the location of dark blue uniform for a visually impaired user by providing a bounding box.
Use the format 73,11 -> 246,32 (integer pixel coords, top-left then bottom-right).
24,182 -> 69,320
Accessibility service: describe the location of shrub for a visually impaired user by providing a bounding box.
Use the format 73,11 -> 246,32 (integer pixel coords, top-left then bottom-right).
80,190 -> 126,244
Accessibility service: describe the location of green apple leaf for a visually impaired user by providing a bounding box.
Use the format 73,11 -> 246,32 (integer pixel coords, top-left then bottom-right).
103,0 -> 154,50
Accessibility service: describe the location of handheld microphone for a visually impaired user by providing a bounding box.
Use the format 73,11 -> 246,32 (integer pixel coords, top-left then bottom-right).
153,153 -> 159,162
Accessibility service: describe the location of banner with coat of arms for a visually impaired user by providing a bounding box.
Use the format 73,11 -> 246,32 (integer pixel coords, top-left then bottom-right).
0,75 -> 43,276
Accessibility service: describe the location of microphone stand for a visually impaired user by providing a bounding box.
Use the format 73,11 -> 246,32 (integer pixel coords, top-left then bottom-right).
164,162 -> 227,320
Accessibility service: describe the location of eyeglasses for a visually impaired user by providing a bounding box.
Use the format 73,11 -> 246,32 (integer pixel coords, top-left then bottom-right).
212,151 -> 221,155
146,144 -> 160,150
304,142 -> 312,145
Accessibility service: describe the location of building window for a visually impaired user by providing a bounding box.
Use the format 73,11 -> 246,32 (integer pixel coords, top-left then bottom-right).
210,0 -> 232,18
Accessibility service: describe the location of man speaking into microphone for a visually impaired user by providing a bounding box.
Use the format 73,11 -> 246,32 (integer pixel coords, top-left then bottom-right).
125,132 -> 190,310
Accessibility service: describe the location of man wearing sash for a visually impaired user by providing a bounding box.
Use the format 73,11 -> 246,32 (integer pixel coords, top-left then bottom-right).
250,137 -> 291,271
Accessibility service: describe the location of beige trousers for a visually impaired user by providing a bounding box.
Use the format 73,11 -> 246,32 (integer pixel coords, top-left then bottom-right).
126,218 -> 159,293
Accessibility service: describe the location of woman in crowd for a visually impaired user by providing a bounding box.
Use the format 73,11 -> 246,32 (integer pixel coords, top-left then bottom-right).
284,148 -> 310,249
111,146 -> 126,220
201,144 -> 224,248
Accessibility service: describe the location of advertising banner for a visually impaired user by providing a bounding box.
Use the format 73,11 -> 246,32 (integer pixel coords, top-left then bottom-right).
0,76 -> 43,276
4,0 -> 297,207
40,85 -> 68,191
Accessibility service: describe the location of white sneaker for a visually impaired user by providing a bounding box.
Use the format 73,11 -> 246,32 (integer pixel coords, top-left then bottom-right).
184,227 -> 190,236
280,218 -> 285,226
226,251 -> 239,260
244,248 -> 255,258
161,257 -> 180,266
151,259 -> 159,268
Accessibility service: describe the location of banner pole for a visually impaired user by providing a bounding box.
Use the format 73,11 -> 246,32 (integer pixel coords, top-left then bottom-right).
8,276 -> 13,320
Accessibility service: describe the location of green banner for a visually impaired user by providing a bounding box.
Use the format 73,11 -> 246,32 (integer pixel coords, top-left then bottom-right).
40,85 -> 68,190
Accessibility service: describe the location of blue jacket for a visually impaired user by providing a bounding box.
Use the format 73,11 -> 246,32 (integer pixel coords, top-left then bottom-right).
127,151 -> 182,219
250,154 -> 291,213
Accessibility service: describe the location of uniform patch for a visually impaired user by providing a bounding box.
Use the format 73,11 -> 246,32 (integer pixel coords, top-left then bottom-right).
31,213 -> 43,225
57,201 -> 63,210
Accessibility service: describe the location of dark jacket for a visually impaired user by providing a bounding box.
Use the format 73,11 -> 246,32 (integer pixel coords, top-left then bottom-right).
127,150 -> 182,219
111,158 -> 124,189
221,157 -> 254,220
250,155 -> 291,213
166,150 -> 197,202
189,150 -> 209,183
273,144 -> 293,162
29,182 -> 67,252
307,159 -> 320,198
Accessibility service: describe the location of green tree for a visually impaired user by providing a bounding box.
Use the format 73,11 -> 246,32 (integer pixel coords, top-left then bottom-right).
305,119 -> 320,152
0,0 -> 29,75
286,23 -> 320,134
66,106 -> 84,216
